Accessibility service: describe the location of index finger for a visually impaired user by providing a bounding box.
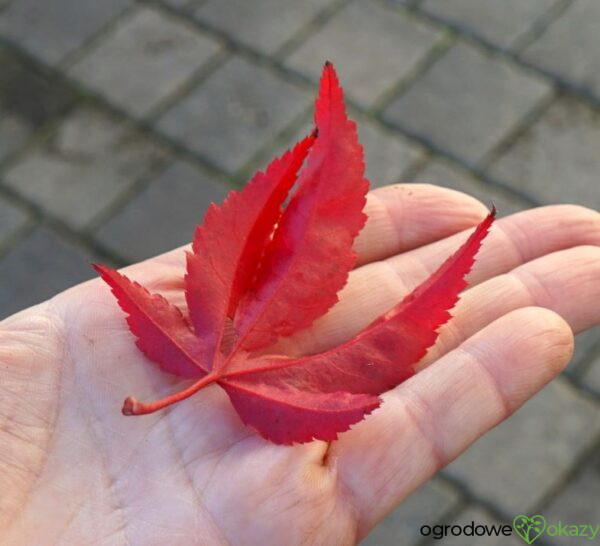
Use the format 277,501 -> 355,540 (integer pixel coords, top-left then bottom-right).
355,183 -> 488,265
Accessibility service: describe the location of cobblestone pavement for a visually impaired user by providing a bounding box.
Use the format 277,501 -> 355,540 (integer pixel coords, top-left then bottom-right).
0,1 -> 599,544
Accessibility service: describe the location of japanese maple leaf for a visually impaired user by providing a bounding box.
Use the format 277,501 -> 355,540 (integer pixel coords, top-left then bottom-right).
94,62 -> 495,445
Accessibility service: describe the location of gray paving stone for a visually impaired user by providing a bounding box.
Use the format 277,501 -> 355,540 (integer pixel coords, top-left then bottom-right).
70,6 -> 221,117
265,112 -> 422,189
0,0 -> 129,65
581,350 -> 600,395
0,197 -> 28,245
489,98 -> 600,210
444,379 -> 600,513
423,505 -> 521,546
3,107 -> 167,229
358,118 -> 424,187
0,47 -> 77,158
523,0 -> 600,96
158,56 -> 311,173
0,227 -> 94,319
285,0 -> 441,108
95,161 -> 228,262
362,478 -> 460,546
570,326 -> 600,374
410,159 -> 528,216
197,0 -> 332,55
384,42 -> 550,165
421,0 -> 556,49
543,449 -> 600,546
0,111 -> 30,159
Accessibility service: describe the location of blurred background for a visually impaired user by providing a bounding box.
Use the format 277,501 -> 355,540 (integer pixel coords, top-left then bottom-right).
0,0 -> 598,544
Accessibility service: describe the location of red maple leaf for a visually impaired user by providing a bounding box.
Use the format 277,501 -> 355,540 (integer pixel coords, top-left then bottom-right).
94,62 -> 495,445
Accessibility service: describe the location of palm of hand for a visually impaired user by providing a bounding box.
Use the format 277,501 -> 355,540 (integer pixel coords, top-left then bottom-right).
1,186 -> 599,546
1,254 -> 355,545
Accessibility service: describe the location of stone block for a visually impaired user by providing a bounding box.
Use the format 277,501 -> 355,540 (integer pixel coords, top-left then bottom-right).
384,42 -> 550,165
286,0 -> 441,108
70,6 -> 221,117
158,56 -> 310,173
0,227 -> 95,319
95,160 -> 228,261
4,107 -> 167,229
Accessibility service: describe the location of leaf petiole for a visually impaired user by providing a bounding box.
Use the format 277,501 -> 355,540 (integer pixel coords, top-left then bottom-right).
122,372 -> 218,416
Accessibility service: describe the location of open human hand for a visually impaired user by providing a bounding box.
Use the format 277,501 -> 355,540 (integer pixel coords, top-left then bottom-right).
1,184 -> 599,545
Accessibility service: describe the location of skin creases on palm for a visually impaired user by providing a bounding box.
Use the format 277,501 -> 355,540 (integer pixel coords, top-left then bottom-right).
0,255 -> 357,545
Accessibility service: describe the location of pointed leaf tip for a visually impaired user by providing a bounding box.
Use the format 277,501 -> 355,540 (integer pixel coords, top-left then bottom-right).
233,60 -> 368,351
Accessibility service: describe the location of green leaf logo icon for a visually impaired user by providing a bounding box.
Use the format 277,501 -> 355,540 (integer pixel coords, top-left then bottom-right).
513,515 -> 546,544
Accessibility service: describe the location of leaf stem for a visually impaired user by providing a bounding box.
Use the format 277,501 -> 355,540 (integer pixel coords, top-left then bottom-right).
122,373 -> 218,416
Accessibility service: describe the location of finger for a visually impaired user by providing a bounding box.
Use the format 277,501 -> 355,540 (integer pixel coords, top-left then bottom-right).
354,184 -> 488,265
389,204 -> 600,288
422,245 -> 600,366
331,307 -> 574,539
284,205 -> 600,355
